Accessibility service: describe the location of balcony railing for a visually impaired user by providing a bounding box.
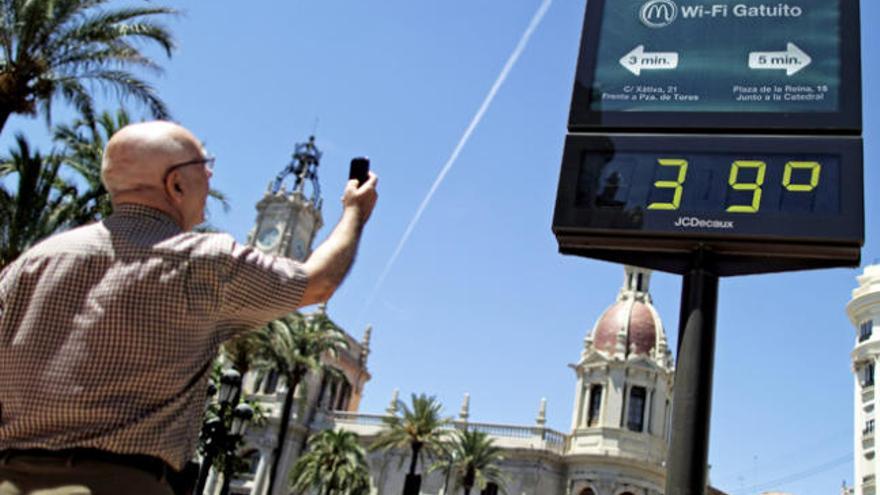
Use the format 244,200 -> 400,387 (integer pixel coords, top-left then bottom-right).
329,412 -> 567,453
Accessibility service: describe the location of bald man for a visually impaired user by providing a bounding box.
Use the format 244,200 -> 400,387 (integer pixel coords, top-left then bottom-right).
0,122 -> 378,495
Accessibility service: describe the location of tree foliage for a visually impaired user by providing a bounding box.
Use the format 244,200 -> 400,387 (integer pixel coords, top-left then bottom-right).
290,429 -> 371,495
431,429 -> 506,495
0,0 -> 177,135
0,133 -> 76,267
370,393 -> 452,477
255,308 -> 350,495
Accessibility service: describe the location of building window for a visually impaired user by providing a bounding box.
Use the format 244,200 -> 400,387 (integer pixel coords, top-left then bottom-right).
860,320 -> 874,342
865,419 -> 875,435
865,362 -> 876,388
335,380 -> 352,411
579,489 -> 596,495
587,384 -> 603,427
626,386 -> 647,432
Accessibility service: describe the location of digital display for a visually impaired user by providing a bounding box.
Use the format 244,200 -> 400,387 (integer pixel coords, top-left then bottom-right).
577,151 -> 840,219
552,134 -> 863,274
567,0 -> 861,132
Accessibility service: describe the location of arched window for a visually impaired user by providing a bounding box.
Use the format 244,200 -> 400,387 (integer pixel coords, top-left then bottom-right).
579,488 -> 596,495
335,380 -> 352,411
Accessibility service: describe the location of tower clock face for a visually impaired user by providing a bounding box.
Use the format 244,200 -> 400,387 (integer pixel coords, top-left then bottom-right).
256,225 -> 281,250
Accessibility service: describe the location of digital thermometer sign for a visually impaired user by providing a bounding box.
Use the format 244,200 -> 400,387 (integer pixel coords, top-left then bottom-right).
552,0 -> 863,275
553,134 -> 863,275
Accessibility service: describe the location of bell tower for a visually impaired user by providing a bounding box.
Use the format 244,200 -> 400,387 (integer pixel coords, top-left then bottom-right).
248,136 -> 324,260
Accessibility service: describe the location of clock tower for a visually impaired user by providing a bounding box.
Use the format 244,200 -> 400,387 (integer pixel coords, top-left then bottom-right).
248,136 -> 324,260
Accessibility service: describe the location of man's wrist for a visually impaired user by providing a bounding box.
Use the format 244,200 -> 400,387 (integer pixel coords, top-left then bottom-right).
342,205 -> 366,229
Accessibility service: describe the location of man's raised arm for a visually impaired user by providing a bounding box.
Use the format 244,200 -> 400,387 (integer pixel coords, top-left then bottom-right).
300,172 -> 378,306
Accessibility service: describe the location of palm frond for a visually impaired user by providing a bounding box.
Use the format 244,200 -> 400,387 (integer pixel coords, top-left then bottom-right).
77,69 -> 168,119
0,0 -> 175,135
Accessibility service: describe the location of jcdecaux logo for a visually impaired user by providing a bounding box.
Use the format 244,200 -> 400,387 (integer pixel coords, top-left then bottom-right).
640,0 -> 805,28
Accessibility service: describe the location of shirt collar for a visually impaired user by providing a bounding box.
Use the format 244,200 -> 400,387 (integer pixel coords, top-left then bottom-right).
111,204 -> 183,233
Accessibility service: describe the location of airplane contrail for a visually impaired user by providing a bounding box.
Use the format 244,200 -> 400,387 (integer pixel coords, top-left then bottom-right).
361,0 -> 553,315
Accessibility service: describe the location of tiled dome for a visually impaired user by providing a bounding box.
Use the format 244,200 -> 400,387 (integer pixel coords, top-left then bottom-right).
585,266 -> 667,359
593,300 -> 658,356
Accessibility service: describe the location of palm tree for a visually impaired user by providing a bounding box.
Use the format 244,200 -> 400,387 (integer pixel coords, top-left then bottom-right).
255,308 -> 349,495
52,109 -> 129,226
0,133 -> 76,268
0,0 -> 177,136
371,393 -> 452,493
289,429 -> 371,495
432,429 -> 505,495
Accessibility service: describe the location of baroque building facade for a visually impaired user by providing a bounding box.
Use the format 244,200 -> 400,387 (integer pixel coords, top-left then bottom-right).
212,139 -> 729,495
848,264 -> 880,495
325,265 -> 676,495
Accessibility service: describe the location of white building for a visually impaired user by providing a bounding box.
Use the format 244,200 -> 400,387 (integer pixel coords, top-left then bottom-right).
325,265 -> 677,495
848,265 -> 880,495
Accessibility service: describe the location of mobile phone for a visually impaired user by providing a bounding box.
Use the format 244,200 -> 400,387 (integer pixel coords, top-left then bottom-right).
349,157 -> 370,186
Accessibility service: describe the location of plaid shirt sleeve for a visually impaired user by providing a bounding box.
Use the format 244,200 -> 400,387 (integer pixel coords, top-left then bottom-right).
213,237 -> 309,334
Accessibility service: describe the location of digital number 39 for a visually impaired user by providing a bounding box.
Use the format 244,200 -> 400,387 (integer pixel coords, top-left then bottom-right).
647,159 -> 822,213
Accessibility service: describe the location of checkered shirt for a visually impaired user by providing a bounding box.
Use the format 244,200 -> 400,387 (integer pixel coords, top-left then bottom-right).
0,204 -> 308,470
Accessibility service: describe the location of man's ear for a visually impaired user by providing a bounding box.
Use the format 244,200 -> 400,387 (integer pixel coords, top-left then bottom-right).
164,171 -> 185,204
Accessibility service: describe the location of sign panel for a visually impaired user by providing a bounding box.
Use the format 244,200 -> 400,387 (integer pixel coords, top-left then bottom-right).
552,134 -> 863,275
568,0 -> 861,132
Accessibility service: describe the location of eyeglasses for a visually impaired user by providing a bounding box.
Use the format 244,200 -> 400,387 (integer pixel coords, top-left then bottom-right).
163,156 -> 215,184
166,156 -> 215,174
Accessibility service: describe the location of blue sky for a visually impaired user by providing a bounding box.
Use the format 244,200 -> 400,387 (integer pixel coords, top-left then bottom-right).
3,1 -> 878,493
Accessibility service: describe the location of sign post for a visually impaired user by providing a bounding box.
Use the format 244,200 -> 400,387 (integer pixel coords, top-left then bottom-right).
667,252 -> 719,494
553,1 -> 863,492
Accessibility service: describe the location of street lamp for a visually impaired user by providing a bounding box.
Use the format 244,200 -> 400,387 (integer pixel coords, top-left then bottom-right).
219,369 -> 243,404
196,369 -> 242,495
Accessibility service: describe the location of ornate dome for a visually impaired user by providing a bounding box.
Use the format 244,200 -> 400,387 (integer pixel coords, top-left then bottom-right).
584,266 -> 669,360
593,300 -> 659,355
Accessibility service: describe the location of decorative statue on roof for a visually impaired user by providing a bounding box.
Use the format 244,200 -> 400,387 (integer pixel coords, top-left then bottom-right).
271,135 -> 322,206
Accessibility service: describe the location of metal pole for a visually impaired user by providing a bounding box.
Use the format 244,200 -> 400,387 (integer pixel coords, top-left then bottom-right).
195,448 -> 215,495
665,255 -> 719,495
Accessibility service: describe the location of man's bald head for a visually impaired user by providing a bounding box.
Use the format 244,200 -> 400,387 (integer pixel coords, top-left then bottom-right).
101,121 -> 204,196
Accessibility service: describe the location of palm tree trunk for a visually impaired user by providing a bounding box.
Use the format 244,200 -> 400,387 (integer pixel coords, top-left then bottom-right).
266,372 -> 303,495
0,108 -> 10,138
408,442 -> 423,475
463,466 -> 475,495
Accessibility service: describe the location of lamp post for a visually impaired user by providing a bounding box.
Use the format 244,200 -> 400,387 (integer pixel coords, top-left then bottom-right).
196,369 -> 242,495
219,403 -> 255,495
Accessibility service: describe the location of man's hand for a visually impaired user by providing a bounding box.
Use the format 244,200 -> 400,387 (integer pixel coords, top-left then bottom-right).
342,172 -> 378,225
